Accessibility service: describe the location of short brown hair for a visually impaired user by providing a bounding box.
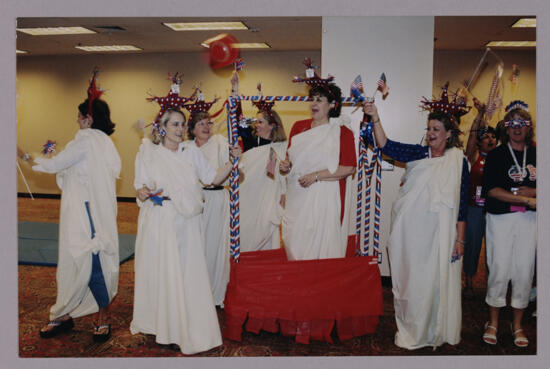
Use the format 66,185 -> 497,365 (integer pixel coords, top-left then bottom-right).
187,111 -> 210,140
427,112 -> 463,149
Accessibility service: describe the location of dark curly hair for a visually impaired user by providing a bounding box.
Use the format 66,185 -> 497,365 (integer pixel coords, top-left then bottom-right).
78,99 -> 115,136
308,83 -> 342,118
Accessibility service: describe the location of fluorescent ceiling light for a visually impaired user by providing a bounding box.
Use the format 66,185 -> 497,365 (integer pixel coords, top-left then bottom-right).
16,49 -> 28,54
164,22 -> 248,31
232,43 -> 270,49
17,27 -> 96,35
512,18 -> 536,28
75,45 -> 142,52
486,41 -> 536,47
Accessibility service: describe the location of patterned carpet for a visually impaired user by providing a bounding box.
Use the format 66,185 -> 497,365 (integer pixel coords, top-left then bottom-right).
17,198 -> 537,357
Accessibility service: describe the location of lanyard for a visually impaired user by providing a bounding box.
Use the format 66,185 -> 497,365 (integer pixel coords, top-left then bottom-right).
507,142 -> 527,180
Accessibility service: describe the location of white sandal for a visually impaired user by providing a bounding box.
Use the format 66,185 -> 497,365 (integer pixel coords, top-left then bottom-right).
511,324 -> 529,348
483,321 -> 497,345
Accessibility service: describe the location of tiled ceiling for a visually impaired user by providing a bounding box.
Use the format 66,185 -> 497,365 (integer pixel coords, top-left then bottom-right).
16,16 -> 535,56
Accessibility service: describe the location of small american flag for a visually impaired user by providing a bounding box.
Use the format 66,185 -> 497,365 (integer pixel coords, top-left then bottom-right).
377,73 -> 389,96
234,58 -> 245,71
350,75 -> 364,94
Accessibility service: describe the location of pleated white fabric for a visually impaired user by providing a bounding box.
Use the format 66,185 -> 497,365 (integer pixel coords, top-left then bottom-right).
239,141 -> 287,252
182,134 -> 231,305
130,139 -> 222,355
32,128 -> 121,320
388,147 -> 464,350
282,116 -> 350,260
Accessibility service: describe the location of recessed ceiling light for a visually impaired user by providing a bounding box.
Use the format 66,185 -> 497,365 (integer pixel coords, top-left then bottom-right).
486,41 -> 536,47
16,27 -> 96,35
232,43 -> 270,49
512,18 -> 536,28
16,49 -> 28,54
163,22 -> 248,31
75,45 -> 142,52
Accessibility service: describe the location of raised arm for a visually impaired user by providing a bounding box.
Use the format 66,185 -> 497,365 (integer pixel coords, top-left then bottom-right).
465,97 -> 487,164
362,100 -> 387,148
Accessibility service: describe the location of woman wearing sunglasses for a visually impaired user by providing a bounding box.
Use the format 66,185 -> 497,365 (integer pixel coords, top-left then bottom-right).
481,101 -> 536,348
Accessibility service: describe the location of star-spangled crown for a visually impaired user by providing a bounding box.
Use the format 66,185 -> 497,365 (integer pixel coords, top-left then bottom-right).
292,57 -> 335,88
183,88 -> 218,118
505,99 -> 529,113
420,82 -> 471,123
147,72 -> 196,125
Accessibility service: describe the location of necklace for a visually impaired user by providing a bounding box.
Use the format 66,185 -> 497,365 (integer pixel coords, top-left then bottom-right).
507,142 -> 527,181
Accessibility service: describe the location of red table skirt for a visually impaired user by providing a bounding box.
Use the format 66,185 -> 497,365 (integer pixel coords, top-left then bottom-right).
223,248 -> 383,344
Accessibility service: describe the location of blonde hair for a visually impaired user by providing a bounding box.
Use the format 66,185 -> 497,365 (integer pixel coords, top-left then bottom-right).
152,108 -> 186,144
258,110 -> 286,142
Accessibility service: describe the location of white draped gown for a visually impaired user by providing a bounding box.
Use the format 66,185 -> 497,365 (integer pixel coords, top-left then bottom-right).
32,128 -> 121,320
283,116 -> 352,260
130,139 -> 222,354
239,141 -> 287,252
182,134 -> 230,306
388,147 -> 464,349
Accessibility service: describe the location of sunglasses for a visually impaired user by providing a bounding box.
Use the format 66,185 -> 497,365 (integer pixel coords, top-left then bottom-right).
504,119 -> 531,128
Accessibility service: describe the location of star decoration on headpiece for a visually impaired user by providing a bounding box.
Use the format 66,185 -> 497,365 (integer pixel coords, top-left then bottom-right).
292,57 -> 335,87
505,99 -> 528,113
183,87 -> 219,119
87,67 -> 105,116
147,72 -> 195,123
420,82 -> 471,123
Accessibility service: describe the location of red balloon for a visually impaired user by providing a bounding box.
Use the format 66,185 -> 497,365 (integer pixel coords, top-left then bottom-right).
205,33 -> 240,69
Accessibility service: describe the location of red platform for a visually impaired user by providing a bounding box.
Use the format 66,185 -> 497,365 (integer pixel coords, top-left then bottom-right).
223,248 -> 383,344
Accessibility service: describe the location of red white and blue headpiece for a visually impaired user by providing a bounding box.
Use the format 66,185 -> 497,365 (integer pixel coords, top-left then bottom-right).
505,99 -> 529,113
87,67 -> 104,117
183,87 -> 219,120
292,57 -> 335,88
420,82 -> 471,124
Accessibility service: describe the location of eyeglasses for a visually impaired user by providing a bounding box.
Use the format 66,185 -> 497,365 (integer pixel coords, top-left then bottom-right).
195,121 -> 214,127
504,119 -> 531,128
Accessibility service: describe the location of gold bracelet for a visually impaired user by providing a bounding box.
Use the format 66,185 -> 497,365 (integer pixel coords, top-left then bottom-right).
372,118 -> 380,124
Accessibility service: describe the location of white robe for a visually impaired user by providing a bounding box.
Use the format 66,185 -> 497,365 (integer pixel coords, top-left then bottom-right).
388,147 -> 463,349
239,141 -> 287,252
282,116 -> 351,260
182,134 -> 230,306
130,139 -> 222,355
32,128 -> 121,320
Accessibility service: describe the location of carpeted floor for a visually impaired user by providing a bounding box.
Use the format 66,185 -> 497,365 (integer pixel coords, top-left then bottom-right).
17,197 -> 537,357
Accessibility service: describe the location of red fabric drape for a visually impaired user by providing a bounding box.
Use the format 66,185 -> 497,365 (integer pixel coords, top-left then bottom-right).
224,248 -> 383,344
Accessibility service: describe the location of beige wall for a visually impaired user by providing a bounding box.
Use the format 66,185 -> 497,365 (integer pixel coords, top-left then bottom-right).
433,50 -> 536,143
16,50 -> 320,197
16,47 -> 537,199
